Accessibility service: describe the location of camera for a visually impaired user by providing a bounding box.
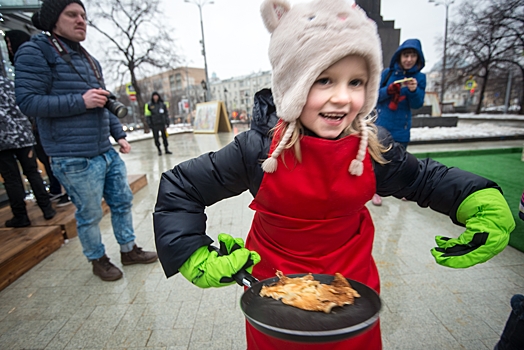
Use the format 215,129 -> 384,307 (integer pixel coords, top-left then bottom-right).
105,93 -> 128,119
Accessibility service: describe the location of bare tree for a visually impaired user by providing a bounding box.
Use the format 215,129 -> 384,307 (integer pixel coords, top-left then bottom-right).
86,0 -> 181,130
445,0 -> 523,114
489,0 -> 524,114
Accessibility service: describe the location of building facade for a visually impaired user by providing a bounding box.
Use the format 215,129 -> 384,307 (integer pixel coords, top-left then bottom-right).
115,67 -> 206,125
210,70 -> 272,121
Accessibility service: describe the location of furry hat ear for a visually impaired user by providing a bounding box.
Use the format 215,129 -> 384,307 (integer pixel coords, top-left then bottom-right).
260,0 -> 291,33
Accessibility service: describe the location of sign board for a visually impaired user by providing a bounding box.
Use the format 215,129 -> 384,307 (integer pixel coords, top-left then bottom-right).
129,94 -> 136,101
464,79 -> 477,91
178,99 -> 189,113
126,83 -> 136,96
193,101 -> 231,134
423,92 -> 442,117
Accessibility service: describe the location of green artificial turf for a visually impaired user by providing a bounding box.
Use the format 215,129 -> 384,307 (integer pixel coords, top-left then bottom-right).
413,148 -> 524,253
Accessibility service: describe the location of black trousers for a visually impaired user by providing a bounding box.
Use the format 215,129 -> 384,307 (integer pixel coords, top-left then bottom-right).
151,125 -> 168,149
0,146 -> 51,217
33,132 -> 61,195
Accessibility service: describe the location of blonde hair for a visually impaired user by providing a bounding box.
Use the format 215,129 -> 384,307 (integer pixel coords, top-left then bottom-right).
271,112 -> 388,166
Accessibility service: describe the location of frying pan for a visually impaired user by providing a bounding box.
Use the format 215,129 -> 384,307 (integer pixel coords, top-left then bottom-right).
232,269 -> 382,343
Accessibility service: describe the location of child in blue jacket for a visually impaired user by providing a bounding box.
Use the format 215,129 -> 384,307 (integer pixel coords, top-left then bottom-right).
375,38 -> 426,148
373,38 -> 426,206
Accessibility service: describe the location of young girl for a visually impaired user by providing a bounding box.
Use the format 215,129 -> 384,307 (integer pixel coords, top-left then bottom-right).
153,0 -> 514,349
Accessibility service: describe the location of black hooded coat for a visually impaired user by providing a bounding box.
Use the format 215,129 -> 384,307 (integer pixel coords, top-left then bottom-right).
153,89 -> 498,278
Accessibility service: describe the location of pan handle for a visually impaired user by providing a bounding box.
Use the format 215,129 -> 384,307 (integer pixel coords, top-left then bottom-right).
210,245 -> 259,288
233,269 -> 259,288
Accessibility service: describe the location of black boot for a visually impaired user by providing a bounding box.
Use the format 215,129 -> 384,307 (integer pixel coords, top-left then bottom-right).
91,255 -> 123,281
41,203 -> 56,220
5,215 -> 31,227
157,148 -> 162,156
121,245 -> 158,265
165,148 -> 172,155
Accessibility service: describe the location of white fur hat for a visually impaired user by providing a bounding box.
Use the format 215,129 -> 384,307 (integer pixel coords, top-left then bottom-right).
260,0 -> 383,175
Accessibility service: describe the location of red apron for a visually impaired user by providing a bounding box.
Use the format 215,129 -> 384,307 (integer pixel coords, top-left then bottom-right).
245,133 -> 382,350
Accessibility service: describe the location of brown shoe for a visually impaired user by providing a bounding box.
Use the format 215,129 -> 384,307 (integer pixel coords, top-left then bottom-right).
121,245 -> 158,265
91,255 -> 123,281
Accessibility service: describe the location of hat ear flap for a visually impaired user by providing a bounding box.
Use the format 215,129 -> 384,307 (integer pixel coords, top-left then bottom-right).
260,0 -> 291,33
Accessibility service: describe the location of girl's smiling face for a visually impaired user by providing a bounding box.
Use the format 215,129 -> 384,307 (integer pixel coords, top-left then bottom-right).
299,55 -> 368,139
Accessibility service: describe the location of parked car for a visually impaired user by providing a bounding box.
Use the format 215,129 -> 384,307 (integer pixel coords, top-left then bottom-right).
122,123 -> 144,132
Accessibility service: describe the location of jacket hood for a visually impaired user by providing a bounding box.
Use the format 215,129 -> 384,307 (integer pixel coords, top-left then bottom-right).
389,39 -> 425,73
150,91 -> 163,103
251,88 -> 279,135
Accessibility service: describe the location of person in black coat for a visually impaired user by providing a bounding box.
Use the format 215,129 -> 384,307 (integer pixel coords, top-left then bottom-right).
0,75 -> 56,227
145,92 -> 171,156
5,30 -> 72,207
154,87 -> 515,276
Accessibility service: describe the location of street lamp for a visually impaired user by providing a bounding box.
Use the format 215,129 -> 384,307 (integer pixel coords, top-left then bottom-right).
185,0 -> 213,102
429,0 -> 455,106
224,88 -> 228,117
245,91 -> 250,124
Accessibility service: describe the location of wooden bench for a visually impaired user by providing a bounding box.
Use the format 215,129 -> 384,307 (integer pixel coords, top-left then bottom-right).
0,226 -> 63,291
0,174 -> 148,239
0,174 -> 148,292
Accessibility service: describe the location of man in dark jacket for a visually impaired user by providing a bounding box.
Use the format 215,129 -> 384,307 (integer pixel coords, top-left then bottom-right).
14,0 -> 157,281
145,92 -> 171,156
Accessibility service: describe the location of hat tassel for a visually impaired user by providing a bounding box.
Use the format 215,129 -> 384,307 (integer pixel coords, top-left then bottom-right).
262,121 -> 296,173
348,117 -> 368,176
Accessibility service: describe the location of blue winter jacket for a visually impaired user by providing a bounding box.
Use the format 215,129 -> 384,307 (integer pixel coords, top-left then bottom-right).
375,39 -> 426,144
14,34 -> 126,158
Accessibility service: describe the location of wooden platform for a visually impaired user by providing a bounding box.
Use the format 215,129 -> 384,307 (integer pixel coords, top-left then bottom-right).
0,174 -> 148,239
0,174 -> 147,292
0,226 -> 64,291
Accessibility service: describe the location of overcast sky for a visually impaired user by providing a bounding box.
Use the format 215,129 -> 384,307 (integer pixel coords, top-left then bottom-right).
83,0 -> 464,84
150,0 -> 464,81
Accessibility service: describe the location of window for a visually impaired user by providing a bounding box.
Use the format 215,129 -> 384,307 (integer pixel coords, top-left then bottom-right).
175,73 -> 182,90
169,75 -> 175,91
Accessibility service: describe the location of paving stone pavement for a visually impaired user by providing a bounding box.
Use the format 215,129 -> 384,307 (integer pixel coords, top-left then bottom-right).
1,125 -> 523,350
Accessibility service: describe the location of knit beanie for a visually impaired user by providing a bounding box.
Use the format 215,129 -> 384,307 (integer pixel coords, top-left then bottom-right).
260,0 -> 383,175
4,30 -> 31,64
31,0 -> 85,32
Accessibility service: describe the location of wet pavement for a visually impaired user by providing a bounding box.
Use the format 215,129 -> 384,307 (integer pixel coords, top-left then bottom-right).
1,124 -> 523,349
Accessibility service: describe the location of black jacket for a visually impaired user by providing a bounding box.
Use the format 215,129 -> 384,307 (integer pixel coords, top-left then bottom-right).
153,89 -> 498,278
146,101 -> 169,127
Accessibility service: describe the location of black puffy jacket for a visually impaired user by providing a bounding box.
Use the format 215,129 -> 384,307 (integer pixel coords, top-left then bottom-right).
153,89 -> 498,278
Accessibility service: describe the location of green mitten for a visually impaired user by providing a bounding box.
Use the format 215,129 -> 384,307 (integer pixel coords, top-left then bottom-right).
431,188 -> 515,268
179,233 -> 261,288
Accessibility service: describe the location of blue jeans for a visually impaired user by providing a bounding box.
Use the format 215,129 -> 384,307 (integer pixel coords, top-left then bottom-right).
51,148 -> 135,260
